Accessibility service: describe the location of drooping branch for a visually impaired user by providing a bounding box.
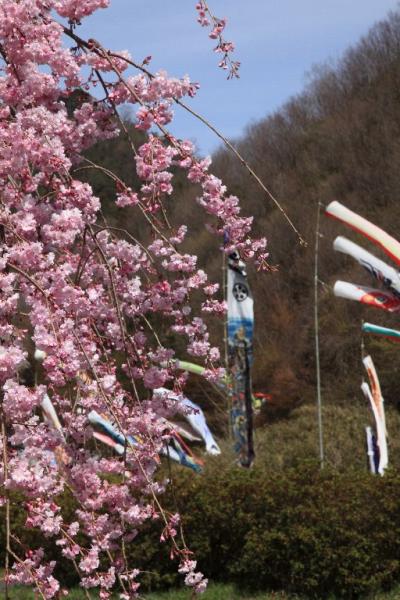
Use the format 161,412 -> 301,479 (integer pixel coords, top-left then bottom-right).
61,25 -> 305,247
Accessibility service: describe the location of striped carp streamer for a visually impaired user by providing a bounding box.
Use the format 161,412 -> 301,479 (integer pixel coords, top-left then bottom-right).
362,322 -> 400,341
326,201 -> 400,266
88,409 -> 203,472
153,387 -> 221,456
333,236 -> 400,295
41,394 -> 66,442
365,426 -> 379,474
328,206 -> 400,313
333,281 -> 400,312
361,355 -> 388,476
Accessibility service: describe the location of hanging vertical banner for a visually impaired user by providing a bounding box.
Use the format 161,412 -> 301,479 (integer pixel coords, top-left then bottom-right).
227,251 -> 254,352
227,250 -> 255,467
333,281 -> 400,312
362,322 -> 400,341
326,201 -> 400,266
333,236 -> 400,295
365,426 -> 379,474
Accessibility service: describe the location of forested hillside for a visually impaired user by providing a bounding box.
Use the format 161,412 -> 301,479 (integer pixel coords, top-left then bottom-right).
80,9 -> 400,426
210,9 -> 400,419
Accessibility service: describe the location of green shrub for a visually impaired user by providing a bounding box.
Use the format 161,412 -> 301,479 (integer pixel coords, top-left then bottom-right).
122,462 -> 400,599
3,459 -> 400,598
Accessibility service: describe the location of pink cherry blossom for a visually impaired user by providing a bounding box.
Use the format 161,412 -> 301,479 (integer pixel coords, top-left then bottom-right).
0,0 -> 267,596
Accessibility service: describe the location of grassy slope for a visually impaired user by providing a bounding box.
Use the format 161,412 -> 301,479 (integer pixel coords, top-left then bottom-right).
211,399 -> 400,473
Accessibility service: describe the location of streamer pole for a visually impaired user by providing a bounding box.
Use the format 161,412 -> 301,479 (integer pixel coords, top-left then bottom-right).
222,245 -> 232,438
361,319 -> 365,360
314,202 -> 324,468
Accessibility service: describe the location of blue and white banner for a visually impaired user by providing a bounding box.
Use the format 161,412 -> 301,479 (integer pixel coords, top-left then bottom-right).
227,250 -> 255,467
227,251 -> 254,350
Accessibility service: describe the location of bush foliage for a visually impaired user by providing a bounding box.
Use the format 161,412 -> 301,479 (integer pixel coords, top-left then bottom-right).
141,463 -> 400,599
4,448 -> 400,599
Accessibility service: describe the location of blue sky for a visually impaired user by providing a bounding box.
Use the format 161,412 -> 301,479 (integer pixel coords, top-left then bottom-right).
79,0 -> 399,155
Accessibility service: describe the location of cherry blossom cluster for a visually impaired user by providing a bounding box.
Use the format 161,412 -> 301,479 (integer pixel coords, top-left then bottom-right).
107,69 -> 199,130
195,1 -> 240,78
0,0 -> 267,597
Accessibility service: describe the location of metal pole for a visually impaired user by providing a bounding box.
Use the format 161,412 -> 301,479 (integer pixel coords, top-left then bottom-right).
222,249 -> 232,439
361,319 -> 365,360
314,202 -> 324,468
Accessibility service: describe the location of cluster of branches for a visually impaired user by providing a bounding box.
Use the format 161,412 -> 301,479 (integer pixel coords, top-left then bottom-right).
0,1 -> 272,598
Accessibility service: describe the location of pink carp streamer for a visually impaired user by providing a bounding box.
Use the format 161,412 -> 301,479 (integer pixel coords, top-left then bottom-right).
0,1 -> 268,597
